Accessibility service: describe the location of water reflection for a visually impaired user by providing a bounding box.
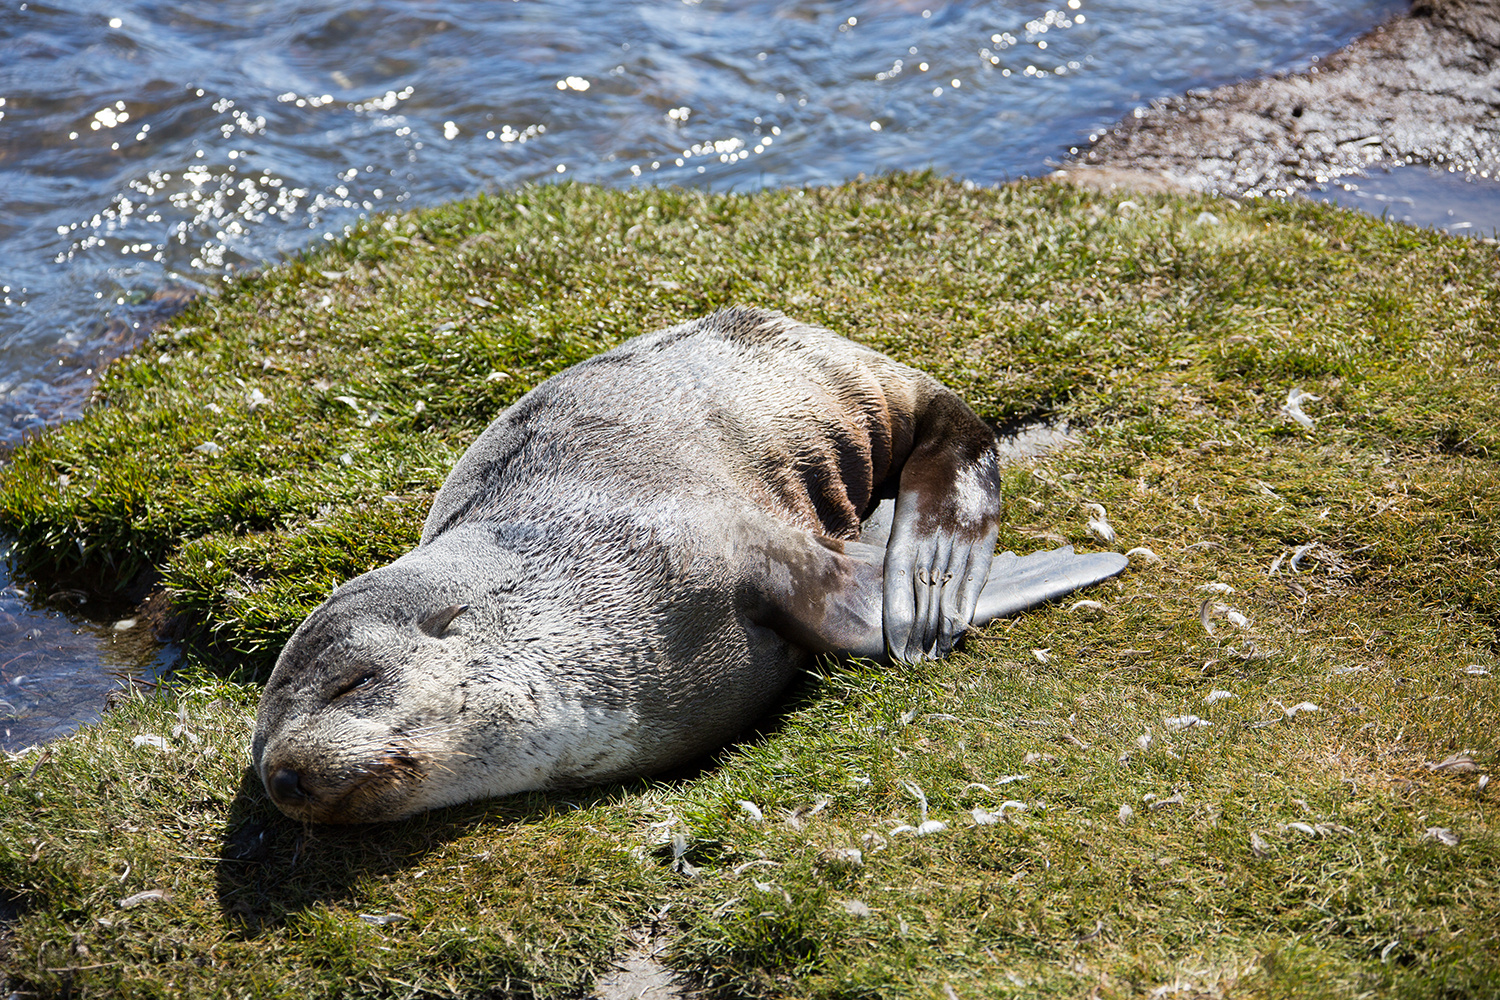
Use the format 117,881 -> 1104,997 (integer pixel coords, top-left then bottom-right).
1309,165 -> 1500,239
0,551 -> 180,751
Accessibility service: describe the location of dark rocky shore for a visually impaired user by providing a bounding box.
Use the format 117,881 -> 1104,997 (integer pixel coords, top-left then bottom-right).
1064,0 -> 1500,197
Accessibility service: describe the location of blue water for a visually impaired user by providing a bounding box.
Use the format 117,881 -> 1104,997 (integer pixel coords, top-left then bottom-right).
0,550 -> 177,751
0,0 -> 1479,748
1309,165 -> 1500,238
1,0 -> 1418,444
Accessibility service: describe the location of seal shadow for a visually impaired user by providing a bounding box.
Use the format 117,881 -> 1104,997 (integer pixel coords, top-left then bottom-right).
212,657 -> 862,935
212,765 -> 647,937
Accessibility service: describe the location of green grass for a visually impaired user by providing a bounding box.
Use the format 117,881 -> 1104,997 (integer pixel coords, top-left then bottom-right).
1,174 -> 1497,998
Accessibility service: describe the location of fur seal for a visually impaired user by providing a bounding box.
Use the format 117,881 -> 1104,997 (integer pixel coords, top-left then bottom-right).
251,307 -> 1125,823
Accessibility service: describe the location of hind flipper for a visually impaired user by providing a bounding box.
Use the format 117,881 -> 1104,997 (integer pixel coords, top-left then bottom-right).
754,535 -> 1126,660
881,507 -> 997,662
972,546 -> 1128,624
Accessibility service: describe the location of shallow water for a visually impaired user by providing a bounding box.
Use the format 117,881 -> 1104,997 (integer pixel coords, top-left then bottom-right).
1309,165 -> 1500,238
3,0 -> 1487,747
0,544 -> 178,751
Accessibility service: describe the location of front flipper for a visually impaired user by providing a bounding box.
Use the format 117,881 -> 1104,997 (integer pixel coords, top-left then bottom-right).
972,546 -> 1128,624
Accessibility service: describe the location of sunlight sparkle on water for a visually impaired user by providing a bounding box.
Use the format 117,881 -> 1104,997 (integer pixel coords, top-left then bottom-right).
0,0 -> 1430,455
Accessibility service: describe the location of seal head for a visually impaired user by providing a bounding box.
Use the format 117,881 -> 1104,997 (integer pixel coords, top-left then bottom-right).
253,523 -> 668,823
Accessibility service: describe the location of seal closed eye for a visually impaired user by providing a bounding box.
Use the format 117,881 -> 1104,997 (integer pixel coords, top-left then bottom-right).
251,307 -> 1126,823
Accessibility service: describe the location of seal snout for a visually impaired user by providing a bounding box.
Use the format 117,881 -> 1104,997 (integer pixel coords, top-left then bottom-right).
257,739 -> 435,823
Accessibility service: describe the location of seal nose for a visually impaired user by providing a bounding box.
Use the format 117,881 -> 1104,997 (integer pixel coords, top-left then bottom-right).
268,766 -> 310,805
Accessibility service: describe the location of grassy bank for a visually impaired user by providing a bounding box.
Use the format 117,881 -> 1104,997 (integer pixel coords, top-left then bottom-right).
1,174 -> 1497,999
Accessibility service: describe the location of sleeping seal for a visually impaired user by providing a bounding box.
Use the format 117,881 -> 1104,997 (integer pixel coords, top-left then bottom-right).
251,307 -> 1125,823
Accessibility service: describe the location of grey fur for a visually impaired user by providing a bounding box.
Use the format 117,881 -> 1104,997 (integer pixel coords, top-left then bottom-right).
251,308 -> 1125,823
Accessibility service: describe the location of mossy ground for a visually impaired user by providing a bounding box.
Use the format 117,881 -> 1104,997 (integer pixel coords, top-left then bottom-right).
1,174 -> 1497,999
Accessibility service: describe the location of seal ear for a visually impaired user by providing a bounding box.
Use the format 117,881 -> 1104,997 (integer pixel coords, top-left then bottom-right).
418,604 -> 469,638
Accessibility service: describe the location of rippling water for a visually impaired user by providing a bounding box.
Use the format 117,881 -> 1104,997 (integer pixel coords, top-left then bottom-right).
0,0 -> 1431,747
1310,165 -> 1500,236
0,539 -> 178,750
2,0 -> 1414,443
